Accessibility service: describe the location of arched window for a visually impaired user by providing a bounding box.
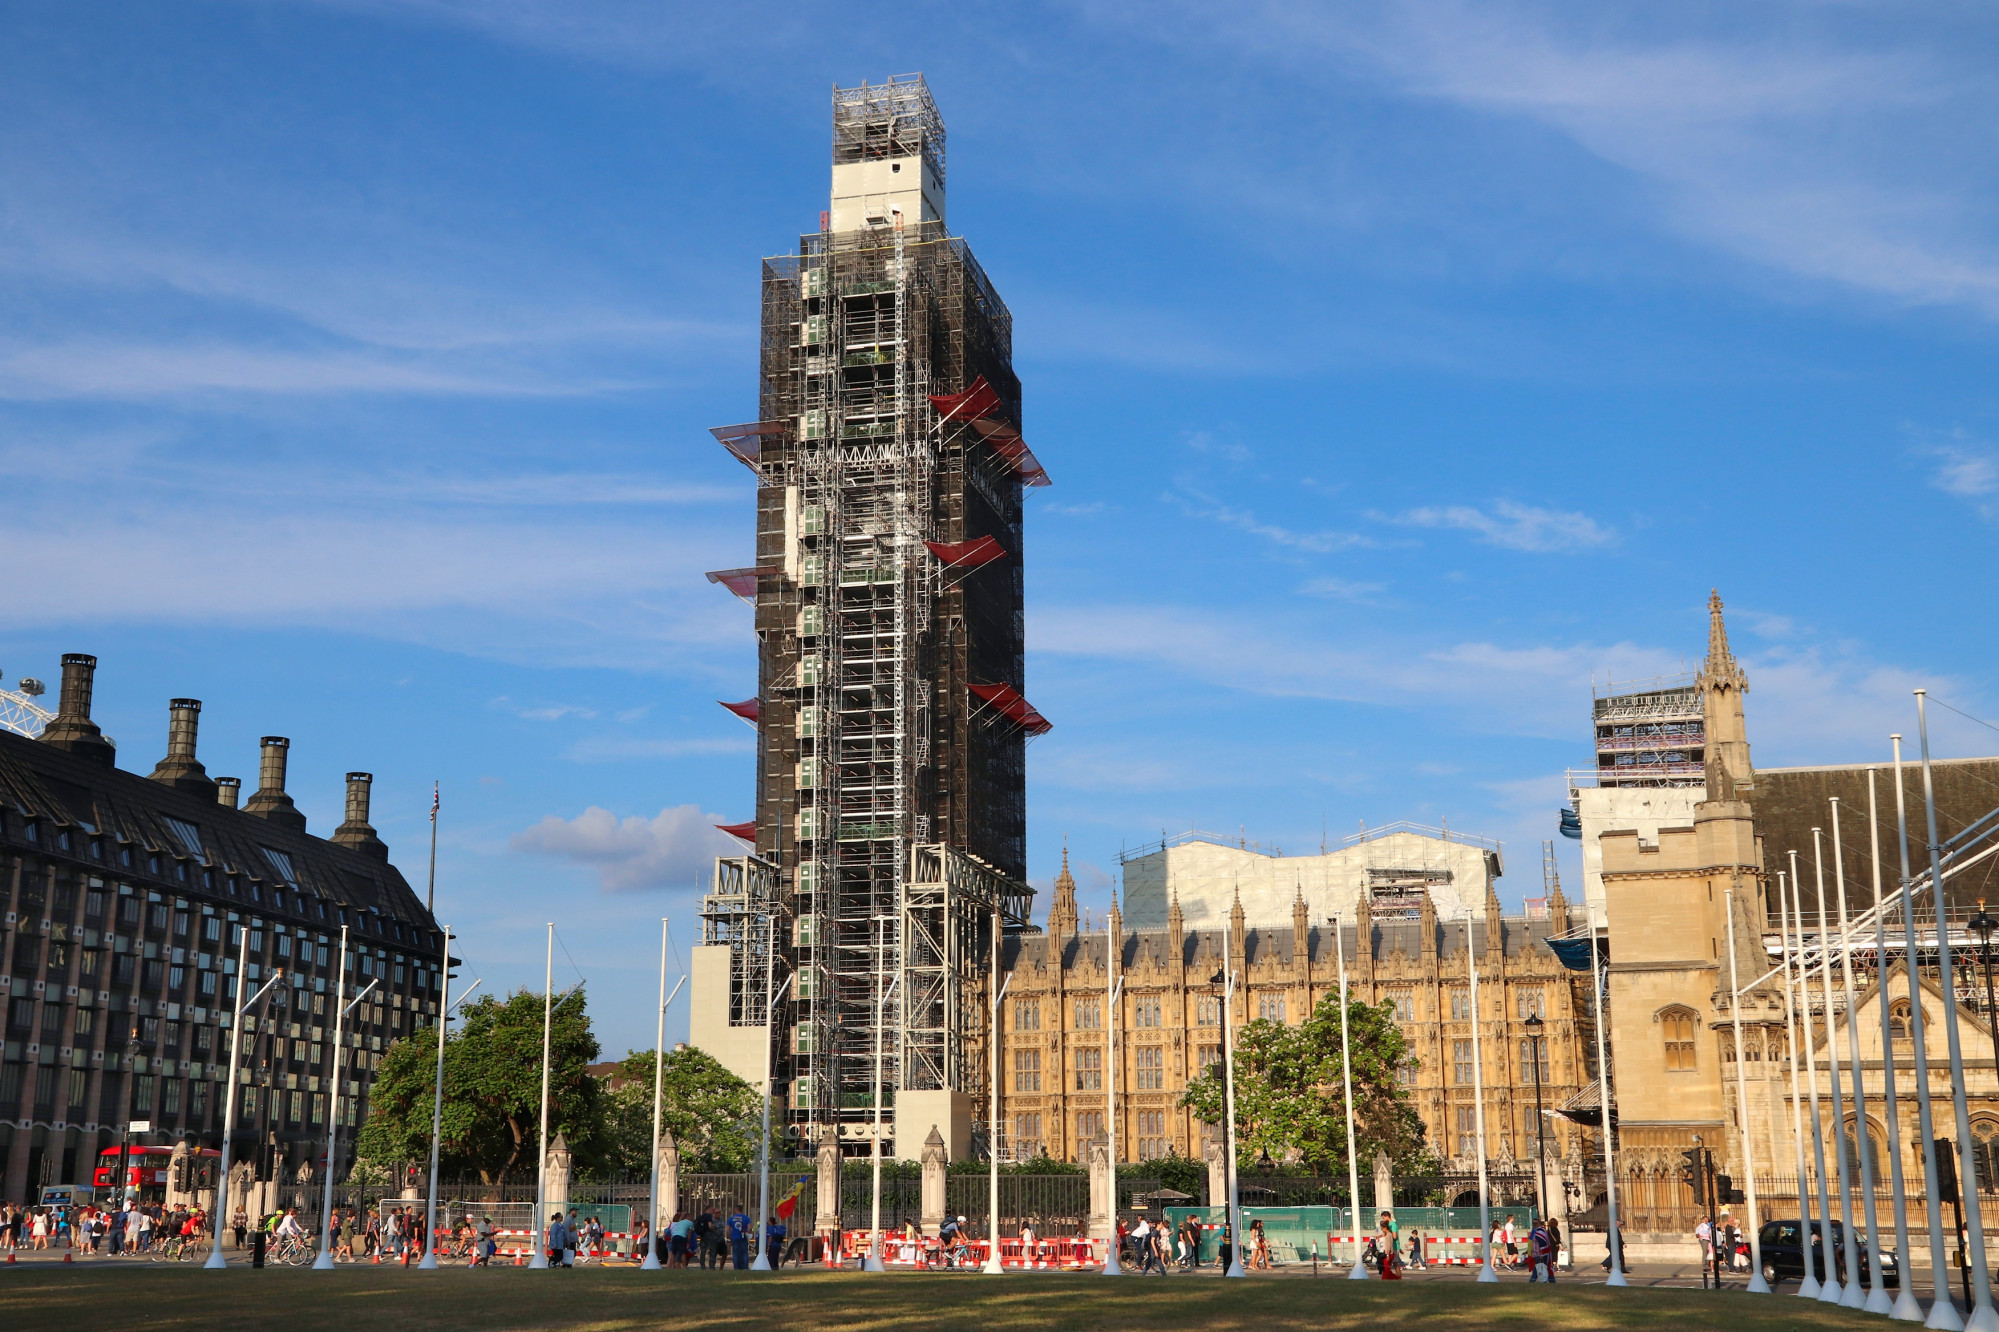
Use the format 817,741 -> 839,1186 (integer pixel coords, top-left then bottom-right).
1972,1119 -> 1999,1189
1661,1007 -> 1698,1071
1844,1118 -> 1883,1190
1890,1001 -> 1918,1039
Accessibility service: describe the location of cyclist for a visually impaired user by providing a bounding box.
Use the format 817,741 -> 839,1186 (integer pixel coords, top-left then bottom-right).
938,1215 -> 969,1269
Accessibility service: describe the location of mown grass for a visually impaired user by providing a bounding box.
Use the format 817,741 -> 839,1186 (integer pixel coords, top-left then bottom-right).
0,1265 -> 1893,1331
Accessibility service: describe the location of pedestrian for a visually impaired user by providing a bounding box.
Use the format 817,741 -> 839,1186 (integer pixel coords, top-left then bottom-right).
764,1216 -> 786,1270
1218,1221 -> 1233,1273
1136,1218 -> 1163,1275
727,1205 -> 750,1270
1720,1213 -> 1740,1271
706,1210 -> 727,1268
1406,1226 -> 1424,1269
1248,1218 -> 1270,1271
669,1211 -> 693,1268
1377,1216 -> 1402,1279
1527,1218 -> 1555,1283
544,1210 -> 570,1269
1602,1219 -> 1626,1273
1694,1214 -> 1713,1269
1546,1217 -> 1563,1272
1501,1213 -> 1519,1269
1490,1219 -> 1505,1271
692,1210 -> 712,1268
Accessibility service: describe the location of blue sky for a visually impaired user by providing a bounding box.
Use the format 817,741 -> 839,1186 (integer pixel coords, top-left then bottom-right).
5,1 -> 1999,1058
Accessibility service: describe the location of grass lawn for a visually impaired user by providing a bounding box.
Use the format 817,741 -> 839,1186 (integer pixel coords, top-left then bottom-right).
0,1266 -> 1897,1332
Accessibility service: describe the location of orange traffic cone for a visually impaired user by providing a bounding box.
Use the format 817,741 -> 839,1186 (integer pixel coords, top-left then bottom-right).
63,1252 -> 73,1263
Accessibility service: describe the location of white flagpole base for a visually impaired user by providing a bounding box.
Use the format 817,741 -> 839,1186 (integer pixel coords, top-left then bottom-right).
1748,1272 -> 1772,1294
1477,1260 -> 1500,1283
1605,1266 -> 1628,1287
528,1251 -> 548,1269
1894,1289 -> 1928,1322
1843,1280 -> 1869,1310
312,1251 -> 336,1270
1820,1279 -> 1846,1304
1799,1272 -> 1821,1298
1927,1293 -> 1966,1331
639,1253 -> 661,1270
1964,1302 -> 1999,1332
751,1252 -> 773,1271
1225,1258 -> 1247,1277
1868,1284 -> 1895,1315
1102,1255 -> 1122,1275
204,1249 -> 227,1270
418,1251 -> 438,1271
983,1257 -> 1004,1274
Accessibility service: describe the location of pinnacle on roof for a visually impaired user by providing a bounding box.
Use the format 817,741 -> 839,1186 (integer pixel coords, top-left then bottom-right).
1698,588 -> 1748,694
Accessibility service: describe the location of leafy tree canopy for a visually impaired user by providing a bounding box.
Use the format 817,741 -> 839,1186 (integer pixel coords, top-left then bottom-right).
354,988 -> 601,1185
1179,993 -> 1435,1174
600,1046 -> 764,1174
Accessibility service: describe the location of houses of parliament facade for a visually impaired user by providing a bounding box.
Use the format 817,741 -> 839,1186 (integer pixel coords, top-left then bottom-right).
996,844 -> 1593,1172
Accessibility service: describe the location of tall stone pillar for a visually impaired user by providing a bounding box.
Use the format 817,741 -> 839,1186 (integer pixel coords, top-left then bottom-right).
920,1126 -> 948,1237
657,1129 -> 680,1227
166,1140 -> 195,1211
1203,1135 -> 1226,1209
1372,1151 -> 1394,1222
545,1132 -> 572,1212
1087,1136 -> 1113,1241
815,1125 -> 842,1240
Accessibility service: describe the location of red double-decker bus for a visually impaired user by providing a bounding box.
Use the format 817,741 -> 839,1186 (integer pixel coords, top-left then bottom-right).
94,1145 -> 222,1199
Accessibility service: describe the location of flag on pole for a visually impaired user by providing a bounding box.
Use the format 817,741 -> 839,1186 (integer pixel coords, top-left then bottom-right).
431,781 -> 440,823
774,1175 -> 810,1222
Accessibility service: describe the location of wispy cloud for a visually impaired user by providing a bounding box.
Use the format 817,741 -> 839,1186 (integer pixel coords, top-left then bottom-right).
1170,487 -> 1368,555
1919,429 -> 1999,519
510,804 -> 744,892
1394,499 -> 1612,552
564,735 -> 754,762
1298,577 -> 1383,603
1119,1 -> 1999,319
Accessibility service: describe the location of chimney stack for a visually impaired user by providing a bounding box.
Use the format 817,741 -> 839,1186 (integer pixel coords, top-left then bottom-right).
243,736 -> 307,832
215,777 -> 242,810
39,652 -> 116,766
148,698 -> 217,798
331,771 -> 388,862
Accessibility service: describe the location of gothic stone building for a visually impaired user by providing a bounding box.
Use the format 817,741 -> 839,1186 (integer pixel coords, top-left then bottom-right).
0,654 -> 446,1204
998,849 -> 1593,1174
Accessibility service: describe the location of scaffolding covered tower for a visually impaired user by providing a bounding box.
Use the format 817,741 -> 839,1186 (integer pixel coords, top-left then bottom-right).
697,75 -> 1039,1161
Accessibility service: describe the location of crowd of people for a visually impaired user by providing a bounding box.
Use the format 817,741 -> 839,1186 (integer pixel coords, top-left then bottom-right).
1,1199 -> 215,1257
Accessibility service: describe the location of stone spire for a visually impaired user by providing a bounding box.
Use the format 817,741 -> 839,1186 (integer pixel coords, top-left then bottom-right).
1545,860 -> 1570,935
1419,887 -> 1438,963
1697,589 -> 1754,795
1107,879 -> 1124,971
1167,881 -> 1184,941
1290,883 -> 1311,984
1228,883 -> 1247,975
1048,841 -> 1078,938
1484,879 -> 1505,968
1354,886 -> 1375,985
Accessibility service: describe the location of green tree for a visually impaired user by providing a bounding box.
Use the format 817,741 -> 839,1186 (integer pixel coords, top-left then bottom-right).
599,1046 -> 763,1174
354,988 -> 602,1184
1179,993 -> 1433,1174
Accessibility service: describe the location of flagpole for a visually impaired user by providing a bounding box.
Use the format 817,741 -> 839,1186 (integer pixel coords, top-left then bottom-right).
1815,825 -> 1864,1310
530,924 -> 552,1270
1832,801 -> 1890,1313
1469,910 -> 1496,1284
1335,911 -> 1367,1279
985,897 -> 1010,1276
1778,871 -> 1822,1299
1794,847 -> 1839,1304
426,781 -> 439,916
1872,766 -> 1926,1323
642,918 -> 668,1271
418,925 -> 451,1269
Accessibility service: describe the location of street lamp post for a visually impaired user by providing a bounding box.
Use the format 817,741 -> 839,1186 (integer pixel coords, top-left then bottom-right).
204,929 -> 281,1270
1524,1012 -> 1547,1226
1970,904 -> 1999,1084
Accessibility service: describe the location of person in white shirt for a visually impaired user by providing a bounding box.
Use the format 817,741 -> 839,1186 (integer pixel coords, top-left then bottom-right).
276,1209 -> 307,1242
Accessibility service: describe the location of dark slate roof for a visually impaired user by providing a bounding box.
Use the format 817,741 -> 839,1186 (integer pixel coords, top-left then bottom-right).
0,728 -> 437,936
1753,758 -> 1999,921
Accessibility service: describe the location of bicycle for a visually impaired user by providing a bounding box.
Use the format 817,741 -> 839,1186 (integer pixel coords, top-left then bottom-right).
924,1239 -> 974,1271
272,1235 -> 316,1266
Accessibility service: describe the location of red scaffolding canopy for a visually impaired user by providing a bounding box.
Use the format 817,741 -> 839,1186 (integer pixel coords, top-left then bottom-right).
968,418 -> 1051,487
967,681 -> 1052,736
927,376 -> 1002,424
709,421 -> 789,471
705,567 -> 778,602
718,698 -> 760,726
715,821 -> 757,843
924,536 -> 1007,570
